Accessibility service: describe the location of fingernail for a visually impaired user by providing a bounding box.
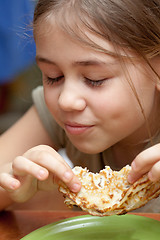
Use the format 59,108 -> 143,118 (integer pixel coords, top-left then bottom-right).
11,181 -> 19,189
64,171 -> 72,181
71,183 -> 81,192
148,172 -> 154,181
127,174 -> 134,184
38,169 -> 46,179
131,161 -> 136,170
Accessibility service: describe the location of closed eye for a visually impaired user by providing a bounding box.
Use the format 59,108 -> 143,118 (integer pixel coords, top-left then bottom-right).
85,77 -> 107,87
44,75 -> 109,87
44,76 -> 64,85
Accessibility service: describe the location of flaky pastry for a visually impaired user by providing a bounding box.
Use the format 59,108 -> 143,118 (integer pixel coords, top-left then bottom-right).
59,165 -> 160,216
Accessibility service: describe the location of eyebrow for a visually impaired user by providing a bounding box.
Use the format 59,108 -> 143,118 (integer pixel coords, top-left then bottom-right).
36,55 -> 117,67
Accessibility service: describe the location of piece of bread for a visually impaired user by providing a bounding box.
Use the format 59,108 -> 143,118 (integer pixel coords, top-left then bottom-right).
58,165 -> 160,216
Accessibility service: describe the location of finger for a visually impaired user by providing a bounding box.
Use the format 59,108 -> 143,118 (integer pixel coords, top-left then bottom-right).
13,156 -> 49,180
128,162 -> 153,184
128,144 -> 160,183
24,145 -> 70,168
0,173 -> 20,191
25,150 -> 81,192
148,161 -> 160,182
62,172 -> 81,192
133,144 -> 160,171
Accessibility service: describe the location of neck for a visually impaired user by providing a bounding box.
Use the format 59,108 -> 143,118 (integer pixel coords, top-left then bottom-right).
111,142 -> 147,169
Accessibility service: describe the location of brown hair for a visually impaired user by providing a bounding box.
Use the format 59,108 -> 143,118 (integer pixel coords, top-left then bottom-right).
33,0 -> 160,58
33,0 -> 160,143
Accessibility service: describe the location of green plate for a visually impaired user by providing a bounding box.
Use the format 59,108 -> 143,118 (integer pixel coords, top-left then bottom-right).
21,214 -> 160,240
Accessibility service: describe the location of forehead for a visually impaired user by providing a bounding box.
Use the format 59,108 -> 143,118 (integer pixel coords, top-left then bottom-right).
35,21 -> 126,70
34,13 -> 131,60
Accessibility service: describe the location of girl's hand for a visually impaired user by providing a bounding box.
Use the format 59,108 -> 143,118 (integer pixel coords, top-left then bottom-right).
128,144 -> 160,184
0,145 -> 81,203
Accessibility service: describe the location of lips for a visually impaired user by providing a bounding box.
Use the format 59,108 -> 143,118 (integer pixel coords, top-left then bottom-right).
64,122 -> 94,135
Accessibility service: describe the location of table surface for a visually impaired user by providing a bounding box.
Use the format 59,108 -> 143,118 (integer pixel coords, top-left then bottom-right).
0,210 -> 160,240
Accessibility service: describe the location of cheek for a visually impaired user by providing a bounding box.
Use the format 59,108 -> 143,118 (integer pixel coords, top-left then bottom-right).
97,74 -> 156,122
138,88 -> 156,116
91,86 -> 138,120
43,86 -> 59,116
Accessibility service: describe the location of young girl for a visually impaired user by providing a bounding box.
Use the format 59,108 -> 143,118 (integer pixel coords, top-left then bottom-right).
0,0 -> 160,212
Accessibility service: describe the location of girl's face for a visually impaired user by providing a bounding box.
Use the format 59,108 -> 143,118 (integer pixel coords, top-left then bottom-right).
35,21 -> 159,154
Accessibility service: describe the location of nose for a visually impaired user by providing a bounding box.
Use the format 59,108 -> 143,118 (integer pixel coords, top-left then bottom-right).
58,82 -> 86,112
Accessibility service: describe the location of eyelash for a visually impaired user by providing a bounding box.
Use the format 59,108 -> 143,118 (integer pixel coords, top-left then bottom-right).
85,78 -> 106,87
44,76 -> 107,87
45,76 -> 63,85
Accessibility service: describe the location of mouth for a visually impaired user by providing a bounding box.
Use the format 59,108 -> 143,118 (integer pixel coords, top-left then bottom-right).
64,122 -> 94,135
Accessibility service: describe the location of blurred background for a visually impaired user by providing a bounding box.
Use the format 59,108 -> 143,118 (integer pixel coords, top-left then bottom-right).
0,1 -> 70,211
0,0 -> 42,134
